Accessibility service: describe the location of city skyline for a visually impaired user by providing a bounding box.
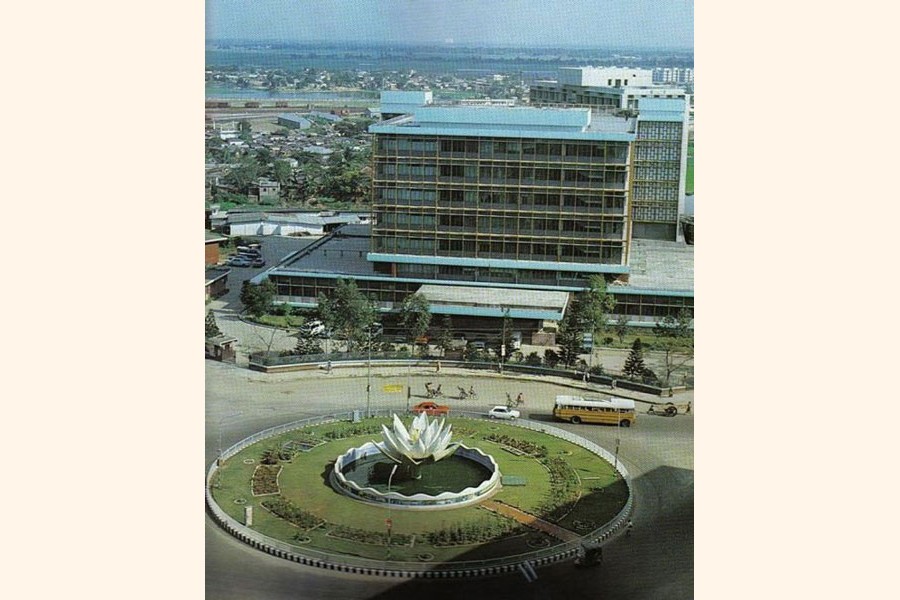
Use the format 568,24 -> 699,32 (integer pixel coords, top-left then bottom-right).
206,0 -> 694,49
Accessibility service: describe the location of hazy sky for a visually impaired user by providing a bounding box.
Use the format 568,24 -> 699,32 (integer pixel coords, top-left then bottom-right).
206,0 -> 693,48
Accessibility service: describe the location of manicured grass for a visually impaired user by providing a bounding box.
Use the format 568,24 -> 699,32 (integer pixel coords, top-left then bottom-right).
686,140 -> 694,194
210,417 -> 626,562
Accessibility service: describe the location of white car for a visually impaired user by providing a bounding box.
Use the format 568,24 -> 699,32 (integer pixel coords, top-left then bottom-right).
488,406 -> 520,420
301,319 -> 326,336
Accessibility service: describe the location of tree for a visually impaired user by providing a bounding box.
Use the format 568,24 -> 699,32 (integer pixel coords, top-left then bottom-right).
654,310 -> 694,386
273,160 -> 293,187
614,314 -> 629,344
225,156 -> 259,195
238,119 -> 252,140
556,298 -> 586,368
399,293 -> 432,348
623,338 -> 646,379
436,314 -> 453,357
316,279 -> 377,351
205,311 -> 222,338
240,279 -> 276,318
295,335 -> 323,356
580,275 -> 616,347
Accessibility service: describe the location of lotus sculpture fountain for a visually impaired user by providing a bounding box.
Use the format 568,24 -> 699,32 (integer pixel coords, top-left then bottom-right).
331,412 -> 502,509
374,412 -> 459,479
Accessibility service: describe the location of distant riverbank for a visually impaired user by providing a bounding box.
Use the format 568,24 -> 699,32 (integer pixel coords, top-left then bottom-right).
205,85 -> 379,101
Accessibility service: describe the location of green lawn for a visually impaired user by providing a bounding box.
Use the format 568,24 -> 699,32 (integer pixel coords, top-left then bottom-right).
686,140 -> 694,194
210,417 -> 627,562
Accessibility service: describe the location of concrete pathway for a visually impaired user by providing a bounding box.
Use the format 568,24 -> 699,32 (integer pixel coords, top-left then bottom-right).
481,500 -> 581,542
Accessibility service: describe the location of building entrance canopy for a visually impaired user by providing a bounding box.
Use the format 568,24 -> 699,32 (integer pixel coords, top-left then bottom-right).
416,284 -> 570,321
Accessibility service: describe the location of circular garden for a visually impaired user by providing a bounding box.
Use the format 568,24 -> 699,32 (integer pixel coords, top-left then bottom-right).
209,415 -> 629,564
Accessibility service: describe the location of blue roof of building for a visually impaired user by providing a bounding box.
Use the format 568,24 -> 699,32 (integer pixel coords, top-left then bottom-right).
369,106 -> 636,142
637,98 -> 687,122
380,91 -> 433,104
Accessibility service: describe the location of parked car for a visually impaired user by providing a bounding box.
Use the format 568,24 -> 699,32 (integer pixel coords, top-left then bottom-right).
250,257 -> 265,267
300,319 -> 326,336
488,406 -> 520,420
227,257 -> 251,267
411,401 -> 450,416
470,341 -> 486,350
510,331 -> 523,350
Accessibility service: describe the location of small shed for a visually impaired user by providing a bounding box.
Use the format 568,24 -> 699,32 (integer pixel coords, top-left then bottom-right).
206,335 -> 238,362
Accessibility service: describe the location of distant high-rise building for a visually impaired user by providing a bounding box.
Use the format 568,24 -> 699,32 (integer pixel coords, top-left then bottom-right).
530,66 -> 687,112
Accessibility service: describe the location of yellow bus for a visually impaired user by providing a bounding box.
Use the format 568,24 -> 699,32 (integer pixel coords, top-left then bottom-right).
553,395 -> 636,427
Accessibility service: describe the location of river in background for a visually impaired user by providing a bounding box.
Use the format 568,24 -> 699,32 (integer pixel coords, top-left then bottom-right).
205,85 -> 378,101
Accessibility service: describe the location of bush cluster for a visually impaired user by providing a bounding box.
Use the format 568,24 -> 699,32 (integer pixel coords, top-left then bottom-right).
328,524 -> 412,546
322,423 -> 382,440
261,496 -> 325,530
251,465 -> 281,495
482,433 -> 548,458
423,519 -> 523,547
537,457 -> 581,522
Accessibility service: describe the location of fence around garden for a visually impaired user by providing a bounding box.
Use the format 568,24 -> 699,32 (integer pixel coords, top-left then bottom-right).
206,409 -> 634,578
248,352 -> 688,396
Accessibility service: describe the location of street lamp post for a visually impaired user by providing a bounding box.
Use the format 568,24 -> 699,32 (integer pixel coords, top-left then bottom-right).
217,411 -> 243,467
366,326 -> 372,418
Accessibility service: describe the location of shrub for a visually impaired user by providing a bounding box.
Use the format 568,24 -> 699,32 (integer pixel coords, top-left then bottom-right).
524,351 -> 542,366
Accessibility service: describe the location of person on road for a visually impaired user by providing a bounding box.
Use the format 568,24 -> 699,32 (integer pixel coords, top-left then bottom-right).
516,392 -> 525,406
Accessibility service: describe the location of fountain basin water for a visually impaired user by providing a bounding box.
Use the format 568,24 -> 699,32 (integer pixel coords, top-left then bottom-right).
331,442 -> 502,510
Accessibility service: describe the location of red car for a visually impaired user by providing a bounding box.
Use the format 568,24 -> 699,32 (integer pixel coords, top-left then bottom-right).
411,401 -> 450,416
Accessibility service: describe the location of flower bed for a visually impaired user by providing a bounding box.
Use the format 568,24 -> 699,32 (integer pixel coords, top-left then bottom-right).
251,465 -> 282,496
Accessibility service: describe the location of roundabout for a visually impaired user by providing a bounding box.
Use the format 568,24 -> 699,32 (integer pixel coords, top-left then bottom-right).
207,409 -> 633,576
205,360 -> 694,597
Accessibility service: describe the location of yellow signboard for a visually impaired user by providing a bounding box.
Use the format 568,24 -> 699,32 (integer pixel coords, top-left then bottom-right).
382,384 -> 404,393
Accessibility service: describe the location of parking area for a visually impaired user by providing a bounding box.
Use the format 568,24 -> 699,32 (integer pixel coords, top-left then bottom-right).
211,235 -> 320,312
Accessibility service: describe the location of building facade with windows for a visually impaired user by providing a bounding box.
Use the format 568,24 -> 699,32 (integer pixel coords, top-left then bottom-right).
529,66 -> 687,113
368,106 -> 637,285
254,104 -> 692,338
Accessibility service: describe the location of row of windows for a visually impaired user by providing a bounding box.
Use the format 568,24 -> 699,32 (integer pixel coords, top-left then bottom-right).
557,405 -> 632,414
271,274 -> 693,321
375,163 -> 628,186
374,187 -> 627,212
375,136 -> 629,161
376,214 -> 624,236
373,235 -> 624,263
270,276 -> 420,306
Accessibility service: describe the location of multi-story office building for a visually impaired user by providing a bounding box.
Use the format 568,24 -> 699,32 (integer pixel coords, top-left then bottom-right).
368,106 -> 635,284
255,102 -> 692,337
653,67 -> 694,86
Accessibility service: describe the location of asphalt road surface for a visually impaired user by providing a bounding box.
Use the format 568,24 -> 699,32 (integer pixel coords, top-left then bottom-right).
205,360 -> 693,599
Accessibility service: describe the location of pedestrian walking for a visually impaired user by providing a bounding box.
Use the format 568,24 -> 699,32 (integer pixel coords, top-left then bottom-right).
436,360 -> 441,373
326,360 -> 332,374
686,401 -> 692,414
626,520 -> 634,536
610,379 -> 617,389
516,392 -> 524,406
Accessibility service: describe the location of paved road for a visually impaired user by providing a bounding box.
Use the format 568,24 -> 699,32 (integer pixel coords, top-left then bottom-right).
206,360 -> 693,599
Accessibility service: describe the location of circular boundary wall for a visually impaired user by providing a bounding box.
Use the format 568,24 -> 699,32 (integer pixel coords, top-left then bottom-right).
206,408 -> 634,579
